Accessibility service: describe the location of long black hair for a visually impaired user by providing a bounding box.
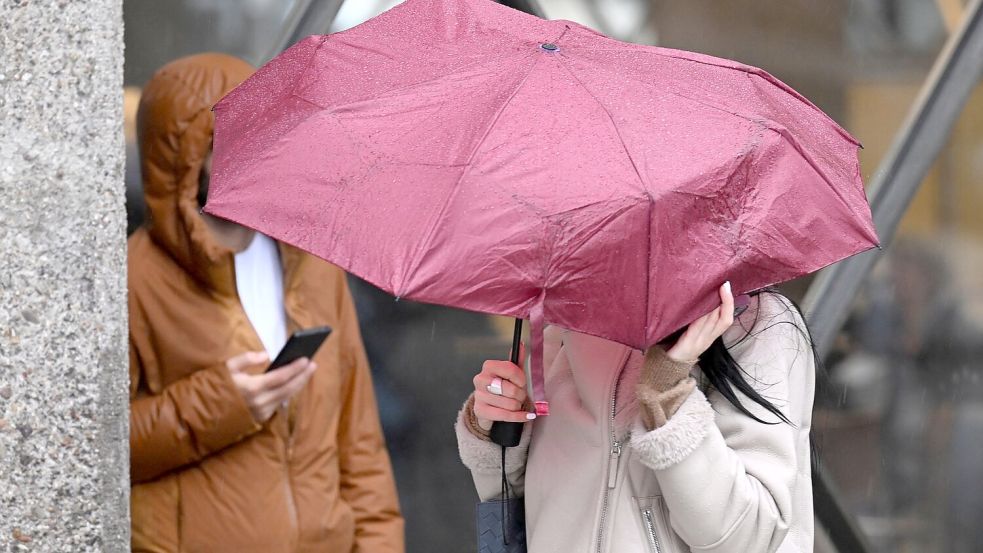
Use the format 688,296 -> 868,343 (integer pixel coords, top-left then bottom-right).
662,288 -> 818,425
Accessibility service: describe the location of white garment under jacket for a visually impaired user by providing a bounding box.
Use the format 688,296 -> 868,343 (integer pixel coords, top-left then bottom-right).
233,232 -> 287,358
456,293 -> 815,553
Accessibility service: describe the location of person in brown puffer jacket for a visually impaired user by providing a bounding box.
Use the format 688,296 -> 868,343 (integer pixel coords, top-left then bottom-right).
128,53 -> 403,553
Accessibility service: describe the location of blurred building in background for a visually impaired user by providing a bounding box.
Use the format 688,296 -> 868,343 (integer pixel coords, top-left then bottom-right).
122,1 -> 982,551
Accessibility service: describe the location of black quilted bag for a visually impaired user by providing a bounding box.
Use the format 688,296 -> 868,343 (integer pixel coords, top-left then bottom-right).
476,446 -> 527,553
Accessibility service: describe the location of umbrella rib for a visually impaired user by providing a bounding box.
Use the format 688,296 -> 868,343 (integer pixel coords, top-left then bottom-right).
762,127 -> 871,226
574,46 -> 858,144
561,56 -> 869,260
555,57 -> 650,197
397,50 -> 543,297
215,35 -> 329,157
566,53 -> 780,141
302,49 -> 526,112
644,197 -> 654,345
567,51 -> 855,166
556,57 -> 656,346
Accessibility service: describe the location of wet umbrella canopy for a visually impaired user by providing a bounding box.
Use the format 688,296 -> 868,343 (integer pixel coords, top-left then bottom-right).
204,0 -> 878,400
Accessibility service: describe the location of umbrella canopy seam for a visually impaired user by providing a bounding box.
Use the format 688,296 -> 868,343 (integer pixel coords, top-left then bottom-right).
398,50 -> 543,299
554,53 -> 656,345
297,50 -> 529,113
562,53 -> 816,160
570,46 -> 858,145
554,55 -> 652,200
215,35 -> 329,156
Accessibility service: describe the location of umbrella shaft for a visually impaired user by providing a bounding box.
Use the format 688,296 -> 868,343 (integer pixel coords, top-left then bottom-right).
490,318 -> 526,448
510,318 -> 522,364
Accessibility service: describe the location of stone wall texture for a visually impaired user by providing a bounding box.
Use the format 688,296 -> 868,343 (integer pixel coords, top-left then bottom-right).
0,0 -> 128,551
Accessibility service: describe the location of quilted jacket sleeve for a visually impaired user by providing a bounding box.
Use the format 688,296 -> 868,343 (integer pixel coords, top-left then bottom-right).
333,275 -> 405,553
129,328 -> 262,484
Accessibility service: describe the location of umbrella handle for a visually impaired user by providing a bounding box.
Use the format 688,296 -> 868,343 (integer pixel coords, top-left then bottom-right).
490,319 -> 524,448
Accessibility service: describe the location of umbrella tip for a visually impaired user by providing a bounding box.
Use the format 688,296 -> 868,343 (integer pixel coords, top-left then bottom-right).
540,43 -> 558,52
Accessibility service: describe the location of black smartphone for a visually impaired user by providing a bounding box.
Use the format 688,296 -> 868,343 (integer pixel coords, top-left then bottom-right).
266,326 -> 333,373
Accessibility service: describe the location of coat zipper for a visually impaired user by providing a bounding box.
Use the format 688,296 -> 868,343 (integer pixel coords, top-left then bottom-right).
236,301 -> 301,544
229,273 -> 299,547
283,430 -> 299,548
271,339 -> 299,548
273,251 -> 300,547
641,508 -> 663,553
596,389 -> 621,553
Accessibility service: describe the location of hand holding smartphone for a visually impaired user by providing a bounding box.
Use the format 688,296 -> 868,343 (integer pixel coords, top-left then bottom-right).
266,326 -> 333,373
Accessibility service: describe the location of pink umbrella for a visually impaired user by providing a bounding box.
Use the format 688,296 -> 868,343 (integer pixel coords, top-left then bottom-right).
205,0 -> 878,417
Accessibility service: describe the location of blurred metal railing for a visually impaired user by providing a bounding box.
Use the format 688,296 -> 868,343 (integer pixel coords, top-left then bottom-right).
802,1 -> 983,551
264,1 -> 983,552
803,0 -> 983,358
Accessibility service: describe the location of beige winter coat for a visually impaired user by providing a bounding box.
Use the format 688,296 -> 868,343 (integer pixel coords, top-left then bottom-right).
456,293 -> 814,553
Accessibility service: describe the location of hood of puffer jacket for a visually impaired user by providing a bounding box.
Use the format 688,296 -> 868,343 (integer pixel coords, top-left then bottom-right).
137,53 -> 253,290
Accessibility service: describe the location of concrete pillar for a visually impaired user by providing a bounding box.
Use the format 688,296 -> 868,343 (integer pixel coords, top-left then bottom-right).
0,0 -> 128,551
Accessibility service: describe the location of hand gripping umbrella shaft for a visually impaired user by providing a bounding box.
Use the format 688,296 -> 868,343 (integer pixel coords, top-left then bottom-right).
490,319 -> 525,448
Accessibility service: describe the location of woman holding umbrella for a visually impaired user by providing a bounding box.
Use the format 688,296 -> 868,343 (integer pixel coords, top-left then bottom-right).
458,282 -> 816,553
198,1 -> 873,551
